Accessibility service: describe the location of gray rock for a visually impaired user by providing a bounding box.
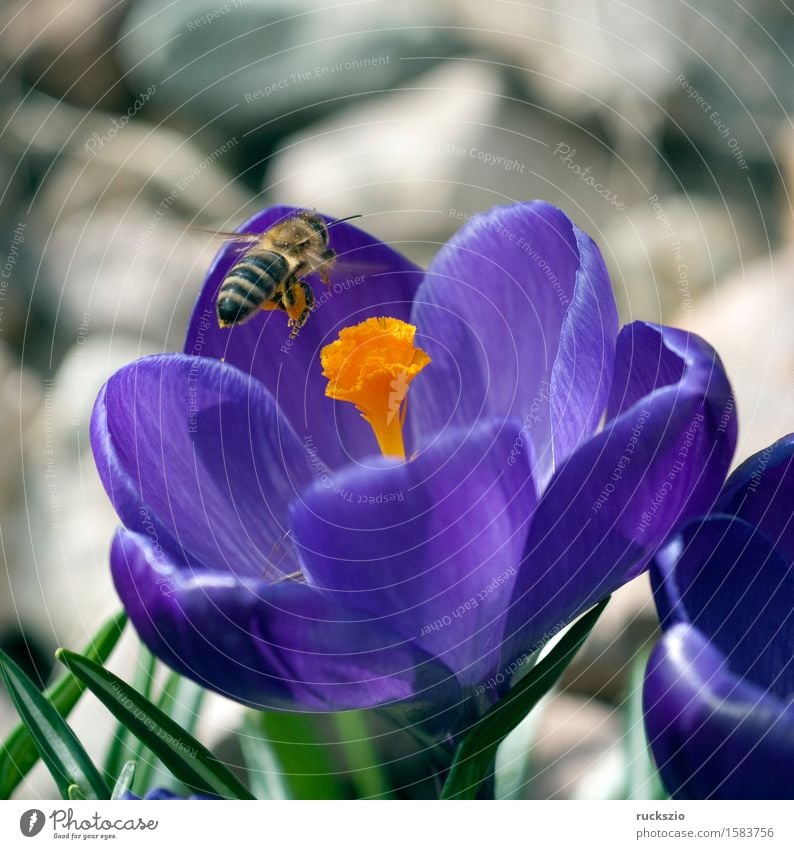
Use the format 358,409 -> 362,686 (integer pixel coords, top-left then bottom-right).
10,90 -> 251,227
502,692 -> 624,800
118,0 -> 451,139
0,0 -> 132,109
0,345 -> 44,751
268,60 -> 508,259
663,1 -> 794,160
0,342 -> 42,631
604,194 -> 759,327
268,61 -> 633,265
688,246 -> 794,465
39,201 -> 221,351
19,335 -> 154,646
561,574 -> 659,704
18,98 -> 255,350
451,0 -> 690,120
452,0 -> 794,161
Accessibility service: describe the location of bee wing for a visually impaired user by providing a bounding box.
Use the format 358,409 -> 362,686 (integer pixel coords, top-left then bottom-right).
190,227 -> 263,245
191,226 -> 409,277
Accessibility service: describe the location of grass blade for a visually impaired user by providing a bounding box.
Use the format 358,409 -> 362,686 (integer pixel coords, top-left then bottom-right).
442,598 -> 609,800
250,711 -> 357,799
111,761 -> 137,800
56,649 -> 253,799
623,648 -> 668,800
240,713 -> 289,800
103,644 -> 154,784
133,670 -> 206,796
0,611 -> 126,799
331,711 -> 392,799
0,649 -> 109,800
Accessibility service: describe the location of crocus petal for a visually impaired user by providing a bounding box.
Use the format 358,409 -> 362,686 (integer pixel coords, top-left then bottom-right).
652,516 -> 794,701
184,205 -> 424,470
288,419 -> 538,691
125,789 -> 214,800
409,201 -> 617,480
91,354 -> 314,580
501,322 -> 736,667
715,433 -> 794,564
643,623 -> 794,799
112,528 -> 462,714
599,323 -> 736,568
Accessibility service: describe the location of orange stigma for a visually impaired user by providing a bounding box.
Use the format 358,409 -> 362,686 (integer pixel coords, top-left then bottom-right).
321,317 -> 431,460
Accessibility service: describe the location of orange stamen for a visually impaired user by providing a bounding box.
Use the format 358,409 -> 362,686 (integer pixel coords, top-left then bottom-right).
320,317 -> 431,459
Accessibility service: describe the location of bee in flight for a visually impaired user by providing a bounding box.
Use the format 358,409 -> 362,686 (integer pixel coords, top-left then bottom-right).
214,210 -> 362,333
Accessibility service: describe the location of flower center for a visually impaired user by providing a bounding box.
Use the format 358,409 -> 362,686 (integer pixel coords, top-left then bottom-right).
321,317 -> 431,460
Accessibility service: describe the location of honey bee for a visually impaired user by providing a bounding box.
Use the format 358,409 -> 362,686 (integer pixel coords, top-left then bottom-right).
214,210 -> 362,332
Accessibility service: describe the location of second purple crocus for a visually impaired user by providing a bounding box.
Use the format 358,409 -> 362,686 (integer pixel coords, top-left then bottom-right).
645,435 -> 794,799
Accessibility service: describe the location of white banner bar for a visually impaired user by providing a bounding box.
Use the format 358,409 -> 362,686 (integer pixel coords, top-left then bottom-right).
2,800 -> 792,848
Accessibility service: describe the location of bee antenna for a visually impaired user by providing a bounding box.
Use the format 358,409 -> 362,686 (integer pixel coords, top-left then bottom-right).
327,214 -> 363,228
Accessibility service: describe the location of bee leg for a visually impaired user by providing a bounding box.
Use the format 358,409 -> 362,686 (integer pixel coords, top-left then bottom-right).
285,280 -> 315,337
262,281 -> 291,313
319,249 -> 335,287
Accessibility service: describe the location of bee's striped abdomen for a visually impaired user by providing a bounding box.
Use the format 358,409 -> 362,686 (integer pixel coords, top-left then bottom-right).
216,250 -> 289,326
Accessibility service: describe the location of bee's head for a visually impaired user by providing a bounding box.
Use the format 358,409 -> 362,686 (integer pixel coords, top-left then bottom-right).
294,210 -> 362,247
295,210 -> 330,246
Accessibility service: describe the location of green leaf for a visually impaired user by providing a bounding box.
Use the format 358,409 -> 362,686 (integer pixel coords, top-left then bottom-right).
493,695 -> 550,799
245,709 -> 393,799
125,648 -> 158,793
103,644 -> 155,784
156,671 -> 206,735
67,784 -> 86,801
0,649 -> 109,800
111,761 -> 137,801
331,711 -> 392,799
133,670 -> 206,796
239,713 -> 289,800
623,647 -> 668,800
441,598 -> 610,800
103,724 -> 134,789
0,611 -> 126,799
251,711 -> 350,799
56,649 -> 253,800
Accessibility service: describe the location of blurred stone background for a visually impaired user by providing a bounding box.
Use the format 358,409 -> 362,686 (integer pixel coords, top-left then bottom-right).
0,0 -> 792,799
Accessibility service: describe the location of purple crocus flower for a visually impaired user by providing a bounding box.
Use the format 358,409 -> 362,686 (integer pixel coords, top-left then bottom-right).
644,435 -> 794,799
92,202 -> 736,733
124,789 -> 213,800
